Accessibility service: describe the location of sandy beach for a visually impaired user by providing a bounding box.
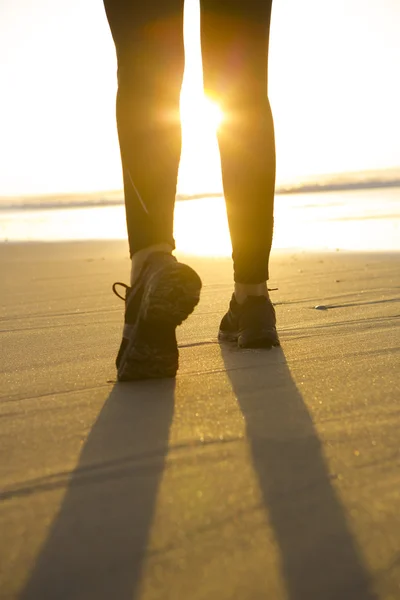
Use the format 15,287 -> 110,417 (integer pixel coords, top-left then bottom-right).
1,0 -> 400,594
0,240 -> 399,599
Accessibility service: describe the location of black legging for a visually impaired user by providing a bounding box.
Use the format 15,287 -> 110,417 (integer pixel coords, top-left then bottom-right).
103,0 -> 275,283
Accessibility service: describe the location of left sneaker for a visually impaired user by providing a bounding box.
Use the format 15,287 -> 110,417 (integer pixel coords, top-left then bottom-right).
218,294 -> 280,349
113,252 -> 202,381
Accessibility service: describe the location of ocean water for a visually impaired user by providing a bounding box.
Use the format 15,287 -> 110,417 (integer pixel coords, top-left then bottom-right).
0,187 -> 399,255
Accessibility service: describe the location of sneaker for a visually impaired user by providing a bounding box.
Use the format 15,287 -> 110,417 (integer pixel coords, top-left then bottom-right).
218,294 -> 280,348
113,252 -> 202,381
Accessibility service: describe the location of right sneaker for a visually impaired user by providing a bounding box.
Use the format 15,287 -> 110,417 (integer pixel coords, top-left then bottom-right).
218,294 -> 280,349
113,252 -> 202,381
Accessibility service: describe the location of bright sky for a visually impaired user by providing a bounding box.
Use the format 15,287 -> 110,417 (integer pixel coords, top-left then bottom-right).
0,0 -> 399,196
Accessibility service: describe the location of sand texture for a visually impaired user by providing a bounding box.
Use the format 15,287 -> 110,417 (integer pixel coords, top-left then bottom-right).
1,241 -> 399,599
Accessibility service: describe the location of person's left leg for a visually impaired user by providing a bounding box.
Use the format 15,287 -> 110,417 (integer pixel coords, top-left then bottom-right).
103,0 -> 184,284
104,0 -> 202,380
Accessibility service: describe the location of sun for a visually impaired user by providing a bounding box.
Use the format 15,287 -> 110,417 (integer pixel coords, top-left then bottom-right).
180,93 -> 224,134
203,97 -> 224,130
178,89 -> 225,196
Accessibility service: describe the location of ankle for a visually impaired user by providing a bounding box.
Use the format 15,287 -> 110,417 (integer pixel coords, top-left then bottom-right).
130,244 -> 173,285
234,282 -> 269,305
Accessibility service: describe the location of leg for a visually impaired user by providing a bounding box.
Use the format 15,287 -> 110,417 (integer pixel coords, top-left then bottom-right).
105,0 -> 202,380
201,1 -> 279,348
103,0 -> 185,271
200,0 -> 275,286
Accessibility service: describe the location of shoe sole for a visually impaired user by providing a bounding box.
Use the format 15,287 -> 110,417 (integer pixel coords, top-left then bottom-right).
218,329 -> 280,349
118,262 -> 202,381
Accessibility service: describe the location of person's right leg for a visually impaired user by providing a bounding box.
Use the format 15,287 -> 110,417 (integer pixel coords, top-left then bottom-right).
200,0 -> 275,288
200,0 -> 279,348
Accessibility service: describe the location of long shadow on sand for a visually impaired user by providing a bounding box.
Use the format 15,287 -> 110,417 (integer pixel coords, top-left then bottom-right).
220,344 -> 376,600
20,380 -> 175,600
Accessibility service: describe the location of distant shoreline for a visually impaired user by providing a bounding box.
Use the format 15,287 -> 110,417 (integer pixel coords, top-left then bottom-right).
276,179 -> 400,195
0,179 -> 400,212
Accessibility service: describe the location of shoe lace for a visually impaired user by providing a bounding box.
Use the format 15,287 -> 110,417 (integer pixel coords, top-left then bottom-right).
112,282 -> 130,302
112,282 -> 277,304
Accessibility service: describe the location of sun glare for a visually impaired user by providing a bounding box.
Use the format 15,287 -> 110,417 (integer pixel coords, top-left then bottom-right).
203,98 -> 224,130
180,93 -> 223,135
177,88 -> 224,196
